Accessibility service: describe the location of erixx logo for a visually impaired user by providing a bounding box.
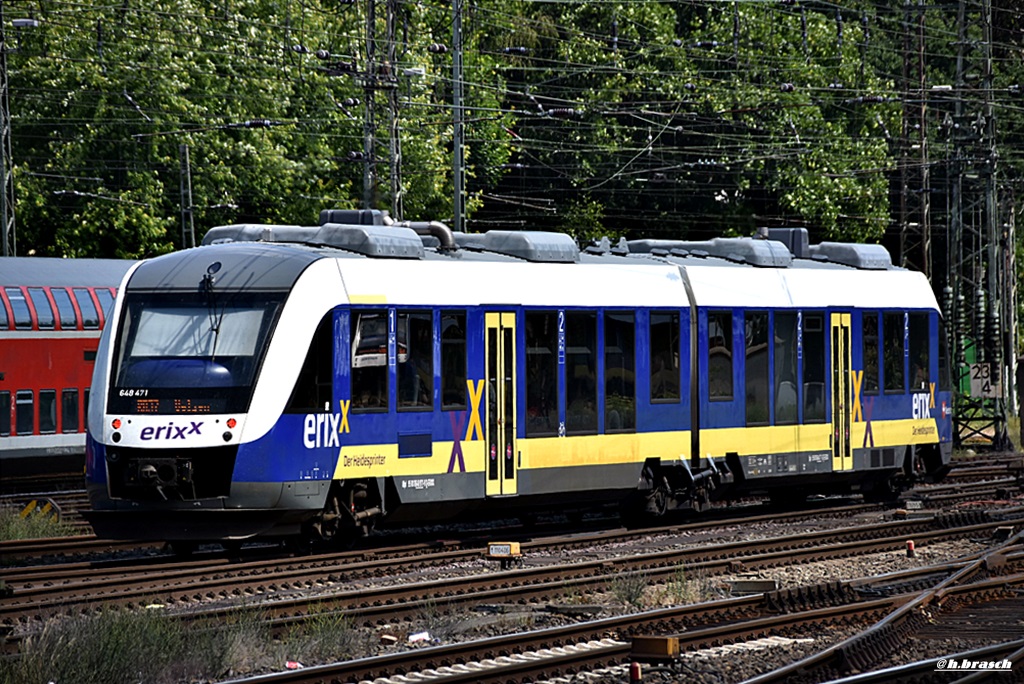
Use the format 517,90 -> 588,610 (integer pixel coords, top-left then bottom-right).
304,412 -> 342,449
303,400 -> 351,449
912,383 -> 936,420
140,421 -> 204,441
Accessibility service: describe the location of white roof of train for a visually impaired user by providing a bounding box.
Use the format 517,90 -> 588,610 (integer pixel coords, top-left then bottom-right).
336,259 -> 690,308
329,256 -> 937,311
683,264 -> 938,310
189,222 -> 940,312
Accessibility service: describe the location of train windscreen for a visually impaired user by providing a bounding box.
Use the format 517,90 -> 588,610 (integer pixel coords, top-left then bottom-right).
108,291 -> 285,414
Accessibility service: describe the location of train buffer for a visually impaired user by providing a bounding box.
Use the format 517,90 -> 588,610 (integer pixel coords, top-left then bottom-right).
485,541 -> 523,569
19,498 -> 61,523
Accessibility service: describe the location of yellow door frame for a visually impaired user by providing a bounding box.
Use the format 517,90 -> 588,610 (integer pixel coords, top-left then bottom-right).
830,312 -> 853,472
485,312 -> 518,496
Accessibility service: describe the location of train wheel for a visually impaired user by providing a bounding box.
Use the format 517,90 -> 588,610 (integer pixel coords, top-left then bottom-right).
652,489 -> 669,516
310,492 -> 343,542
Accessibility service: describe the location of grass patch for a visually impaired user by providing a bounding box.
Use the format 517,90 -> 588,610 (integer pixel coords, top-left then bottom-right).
0,602 -> 373,684
0,506 -> 78,542
0,609 -> 220,684
283,606 -> 364,663
610,570 -> 649,609
659,565 -> 716,606
415,596 -> 460,640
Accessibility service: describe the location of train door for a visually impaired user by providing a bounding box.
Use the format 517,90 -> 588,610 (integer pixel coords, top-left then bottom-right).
485,312 -> 518,496
830,313 -> 853,472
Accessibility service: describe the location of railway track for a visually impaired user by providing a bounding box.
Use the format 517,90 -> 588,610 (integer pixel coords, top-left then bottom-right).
0,502 -> 885,622
0,488 -> 91,530
0,473 -> 85,497
0,493 -> 879,563
207,535 -> 1024,684
3,507 -> 1019,646
3,468 -> 1017,565
2,479 -> 1021,682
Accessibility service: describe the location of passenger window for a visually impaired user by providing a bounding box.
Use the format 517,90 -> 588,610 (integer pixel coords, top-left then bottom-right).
525,311 -> 558,436
15,390 -> 33,435
351,310 -> 388,412
95,289 -> 115,320
5,288 -> 32,329
0,391 -> 9,435
650,312 -> 680,403
397,310 -> 433,410
62,389 -> 79,433
52,288 -> 78,329
908,313 -> 929,391
774,312 -> 798,425
73,288 -> 100,329
565,311 -> 597,435
84,388 -> 90,417
28,288 -> 55,329
708,311 -> 733,401
285,314 -> 333,413
745,312 -> 769,426
605,311 -> 635,432
0,294 -> 7,329
441,312 -> 467,410
39,390 -> 57,434
802,314 -> 826,423
862,311 -> 880,394
938,318 -> 952,391
883,312 -> 905,392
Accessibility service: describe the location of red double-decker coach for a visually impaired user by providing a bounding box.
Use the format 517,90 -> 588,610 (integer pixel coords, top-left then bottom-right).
1,257 -> 134,490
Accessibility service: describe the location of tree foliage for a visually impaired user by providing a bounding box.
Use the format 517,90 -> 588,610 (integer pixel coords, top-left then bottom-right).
5,0 -> 1024,263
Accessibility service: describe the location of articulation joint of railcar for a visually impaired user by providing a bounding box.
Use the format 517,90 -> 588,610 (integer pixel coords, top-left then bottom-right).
637,457 -> 733,517
305,480 -> 382,544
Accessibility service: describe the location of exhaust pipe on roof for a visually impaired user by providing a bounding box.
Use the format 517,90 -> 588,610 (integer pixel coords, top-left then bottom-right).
384,216 -> 457,251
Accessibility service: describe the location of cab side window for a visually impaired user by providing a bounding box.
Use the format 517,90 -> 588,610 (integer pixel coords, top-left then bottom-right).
351,310 -> 388,411
441,311 -> 467,410
708,311 -> 733,401
883,312 -> 905,392
803,314 -> 826,423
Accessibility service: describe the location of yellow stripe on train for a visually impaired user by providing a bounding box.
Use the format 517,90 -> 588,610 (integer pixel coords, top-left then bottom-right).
331,418 -> 941,480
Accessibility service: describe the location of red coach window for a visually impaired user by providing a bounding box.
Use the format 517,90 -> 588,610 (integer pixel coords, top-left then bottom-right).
73,289 -> 100,329
62,389 -> 80,433
15,390 -> 33,435
28,288 -> 55,329
0,392 -> 10,436
39,390 -> 57,434
95,289 -> 115,321
5,288 -> 32,329
51,288 -> 78,329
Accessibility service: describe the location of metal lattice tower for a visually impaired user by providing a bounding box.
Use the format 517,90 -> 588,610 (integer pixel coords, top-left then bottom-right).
385,0 -> 402,220
898,0 -> 930,277
361,0 -> 403,218
944,0 -> 1011,450
362,0 -> 378,210
1,10 -> 16,257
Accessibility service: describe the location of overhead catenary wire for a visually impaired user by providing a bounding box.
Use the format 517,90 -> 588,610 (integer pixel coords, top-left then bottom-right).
5,0 -> 1024,246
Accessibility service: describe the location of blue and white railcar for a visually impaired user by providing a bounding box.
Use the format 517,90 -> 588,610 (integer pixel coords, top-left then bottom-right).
84,214 -> 952,544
